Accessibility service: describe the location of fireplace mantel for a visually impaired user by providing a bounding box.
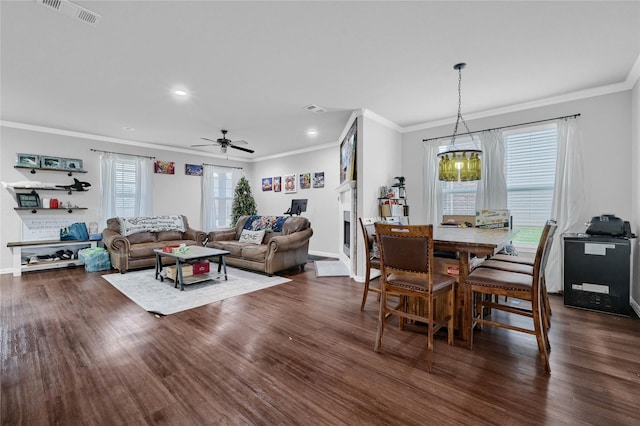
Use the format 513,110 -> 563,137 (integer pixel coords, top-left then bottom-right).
335,180 -> 357,276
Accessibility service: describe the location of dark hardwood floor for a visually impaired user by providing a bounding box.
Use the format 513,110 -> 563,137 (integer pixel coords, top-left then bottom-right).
2,262 -> 640,425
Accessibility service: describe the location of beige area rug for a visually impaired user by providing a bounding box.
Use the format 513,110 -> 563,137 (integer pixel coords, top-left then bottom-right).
102,267 -> 290,315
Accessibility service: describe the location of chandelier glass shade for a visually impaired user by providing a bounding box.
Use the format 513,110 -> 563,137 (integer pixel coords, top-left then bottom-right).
437,63 -> 482,182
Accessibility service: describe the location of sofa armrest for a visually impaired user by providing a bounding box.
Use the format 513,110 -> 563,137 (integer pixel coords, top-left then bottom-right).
269,228 -> 313,252
208,228 -> 237,242
183,227 -> 207,245
103,228 -> 129,253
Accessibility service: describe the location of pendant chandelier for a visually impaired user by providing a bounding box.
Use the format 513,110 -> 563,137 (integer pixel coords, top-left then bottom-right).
437,63 -> 482,182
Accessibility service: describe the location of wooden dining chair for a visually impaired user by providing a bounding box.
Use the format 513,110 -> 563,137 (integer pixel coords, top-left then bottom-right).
477,220 -> 557,328
465,220 -> 557,373
373,223 -> 456,373
359,217 -> 382,310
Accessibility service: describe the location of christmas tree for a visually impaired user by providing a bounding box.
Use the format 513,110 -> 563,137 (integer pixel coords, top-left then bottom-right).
231,176 -> 257,225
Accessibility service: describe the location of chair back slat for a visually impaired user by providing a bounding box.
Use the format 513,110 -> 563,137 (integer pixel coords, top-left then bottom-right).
374,224 -> 434,277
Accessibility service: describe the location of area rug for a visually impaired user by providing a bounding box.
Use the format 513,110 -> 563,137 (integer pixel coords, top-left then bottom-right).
314,260 -> 350,277
102,267 -> 290,315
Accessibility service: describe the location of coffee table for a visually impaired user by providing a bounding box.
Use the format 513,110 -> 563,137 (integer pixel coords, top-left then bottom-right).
153,246 -> 231,291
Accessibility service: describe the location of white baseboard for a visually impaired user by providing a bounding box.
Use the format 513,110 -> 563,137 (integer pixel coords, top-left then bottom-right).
630,297 -> 640,318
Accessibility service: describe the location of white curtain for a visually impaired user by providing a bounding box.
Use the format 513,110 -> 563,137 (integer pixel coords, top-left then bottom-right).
546,118 -> 585,293
476,130 -> 507,210
99,153 -> 154,228
201,165 -> 242,232
422,141 -> 442,225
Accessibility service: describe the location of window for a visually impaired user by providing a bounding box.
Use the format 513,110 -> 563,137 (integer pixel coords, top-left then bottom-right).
114,157 -> 137,217
505,124 -> 557,249
212,170 -> 236,228
440,125 -> 558,250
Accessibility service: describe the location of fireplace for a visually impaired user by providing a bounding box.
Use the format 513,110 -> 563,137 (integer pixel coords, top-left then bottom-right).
343,211 -> 351,257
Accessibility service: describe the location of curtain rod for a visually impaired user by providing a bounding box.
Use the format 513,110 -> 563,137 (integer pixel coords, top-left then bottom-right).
90,148 -> 155,159
202,163 -> 243,170
422,113 -> 581,143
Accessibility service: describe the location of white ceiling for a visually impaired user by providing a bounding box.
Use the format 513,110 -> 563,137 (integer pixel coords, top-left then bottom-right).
1,1 -> 639,160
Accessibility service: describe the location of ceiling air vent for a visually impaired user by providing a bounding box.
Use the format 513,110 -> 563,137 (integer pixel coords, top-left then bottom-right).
37,0 -> 101,26
304,104 -> 327,114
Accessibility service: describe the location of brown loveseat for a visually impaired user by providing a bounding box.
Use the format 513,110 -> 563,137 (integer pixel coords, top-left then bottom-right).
206,215 -> 313,276
103,215 -> 206,273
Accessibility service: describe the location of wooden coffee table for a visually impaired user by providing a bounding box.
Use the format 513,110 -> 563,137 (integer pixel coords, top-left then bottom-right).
153,246 -> 230,291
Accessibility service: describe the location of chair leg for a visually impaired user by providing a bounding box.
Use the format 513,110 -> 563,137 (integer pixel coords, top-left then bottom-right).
532,298 -> 551,374
447,289 -> 455,346
427,297 -> 434,373
374,290 -> 386,353
360,268 -> 372,311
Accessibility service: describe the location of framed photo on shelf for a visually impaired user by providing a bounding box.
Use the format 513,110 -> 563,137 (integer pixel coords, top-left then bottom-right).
16,153 -> 40,168
41,156 -> 63,169
63,158 -> 83,171
17,193 -> 40,208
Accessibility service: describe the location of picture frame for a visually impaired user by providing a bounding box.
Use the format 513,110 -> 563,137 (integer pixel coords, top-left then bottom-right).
299,173 -> 311,189
63,158 -> 83,171
340,119 -> 357,184
273,176 -> 282,192
16,153 -> 40,168
154,160 -> 175,174
17,193 -> 40,208
185,164 -> 203,176
284,174 -> 297,193
313,172 -> 325,188
41,156 -> 63,169
262,177 -> 273,191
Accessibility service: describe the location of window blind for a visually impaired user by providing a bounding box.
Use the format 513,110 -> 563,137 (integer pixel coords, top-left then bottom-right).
114,158 -> 137,217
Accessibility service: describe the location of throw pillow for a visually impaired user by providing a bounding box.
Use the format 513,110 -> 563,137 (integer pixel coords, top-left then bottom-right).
239,229 -> 265,244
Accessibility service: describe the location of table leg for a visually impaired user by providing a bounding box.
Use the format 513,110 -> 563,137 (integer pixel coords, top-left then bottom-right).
457,252 -> 472,348
155,253 -> 161,280
176,259 -> 184,291
220,255 -> 227,280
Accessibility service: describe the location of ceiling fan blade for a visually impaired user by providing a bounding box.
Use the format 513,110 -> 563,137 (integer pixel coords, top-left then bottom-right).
200,137 -> 220,143
230,144 -> 255,154
191,143 -> 218,147
230,139 -> 248,145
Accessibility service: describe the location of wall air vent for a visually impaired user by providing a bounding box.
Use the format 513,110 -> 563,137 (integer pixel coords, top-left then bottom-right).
304,104 -> 327,114
37,0 -> 101,26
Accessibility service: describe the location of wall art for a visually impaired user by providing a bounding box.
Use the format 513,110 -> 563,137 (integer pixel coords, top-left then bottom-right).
284,174 -> 296,193
185,164 -> 203,176
273,176 -> 282,192
63,158 -> 83,171
313,172 -> 325,188
262,177 -> 273,191
154,160 -> 175,174
16,153 -> 40,168
299,173 -> 311,189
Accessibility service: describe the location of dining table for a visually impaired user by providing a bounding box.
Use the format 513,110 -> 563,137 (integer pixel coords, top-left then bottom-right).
428,226 -> 518,345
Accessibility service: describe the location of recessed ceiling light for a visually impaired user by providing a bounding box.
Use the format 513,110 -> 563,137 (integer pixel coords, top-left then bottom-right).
122,126 -> 135,131
306,130 -> 318,136
173,89 -> 188,96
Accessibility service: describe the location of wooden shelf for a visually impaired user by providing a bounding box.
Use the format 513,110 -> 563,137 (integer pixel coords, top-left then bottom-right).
14,207 -> 87,213
14,165 -> 87,176
13,187 -> 88,194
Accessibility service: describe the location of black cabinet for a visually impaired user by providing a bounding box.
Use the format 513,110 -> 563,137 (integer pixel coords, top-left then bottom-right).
563,234 -> 631,316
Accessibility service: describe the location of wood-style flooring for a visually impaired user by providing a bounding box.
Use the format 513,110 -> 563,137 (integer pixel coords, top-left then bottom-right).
2,262 -> 640,425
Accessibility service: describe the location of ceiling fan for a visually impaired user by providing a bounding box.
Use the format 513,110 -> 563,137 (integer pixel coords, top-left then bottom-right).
191,130 -> 255,154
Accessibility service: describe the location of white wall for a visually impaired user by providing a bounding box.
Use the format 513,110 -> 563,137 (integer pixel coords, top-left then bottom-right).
0,126 -> 245,273
250,146 -> 339,258
631,78 -> 640,314
402,91 -> 634,230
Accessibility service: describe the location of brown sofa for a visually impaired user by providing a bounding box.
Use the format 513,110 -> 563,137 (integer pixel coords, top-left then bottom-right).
206,215 -> 313,276
103,215 -> 206,273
